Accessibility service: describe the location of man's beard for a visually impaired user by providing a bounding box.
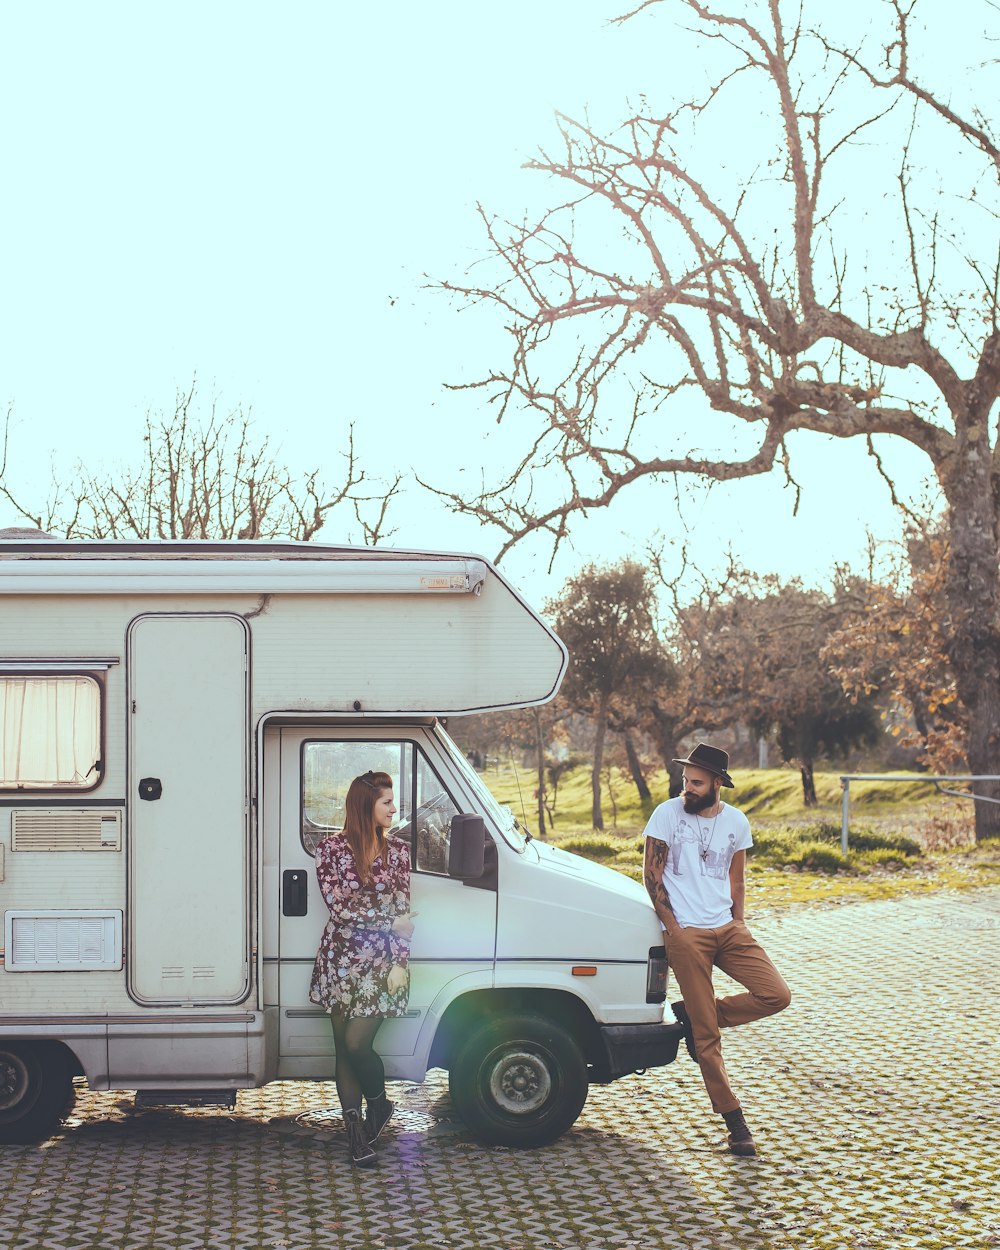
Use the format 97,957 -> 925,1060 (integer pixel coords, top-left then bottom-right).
682,788 -> 718,814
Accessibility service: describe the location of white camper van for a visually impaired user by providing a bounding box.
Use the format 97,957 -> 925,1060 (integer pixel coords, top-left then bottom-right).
0,536 -> 681,1147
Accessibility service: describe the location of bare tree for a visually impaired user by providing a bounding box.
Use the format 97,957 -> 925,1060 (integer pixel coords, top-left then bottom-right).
436,0 -> 1000,838
646,546 -> 758,793
0,383 -> 399,543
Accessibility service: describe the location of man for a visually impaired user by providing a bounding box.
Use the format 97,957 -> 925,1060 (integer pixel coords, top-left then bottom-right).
643,742 -> 790,1156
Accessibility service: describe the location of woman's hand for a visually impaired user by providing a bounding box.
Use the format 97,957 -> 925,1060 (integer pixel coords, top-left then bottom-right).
391,912 -> 418,941
386,965 -> 408,995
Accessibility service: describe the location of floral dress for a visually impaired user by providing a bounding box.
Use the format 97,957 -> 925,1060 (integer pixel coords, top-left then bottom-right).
308,832 -> 411,1017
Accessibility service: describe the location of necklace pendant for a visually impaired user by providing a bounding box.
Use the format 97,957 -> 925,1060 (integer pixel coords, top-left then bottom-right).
700,848 -> 708,860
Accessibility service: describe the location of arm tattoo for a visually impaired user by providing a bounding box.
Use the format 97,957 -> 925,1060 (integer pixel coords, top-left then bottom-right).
643,837 -> 676,928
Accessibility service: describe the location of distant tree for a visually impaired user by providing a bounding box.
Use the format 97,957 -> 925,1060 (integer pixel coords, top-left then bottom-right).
825,520 -> 965,771
607,705 -> 655,801
648,549 -> 763,793
0,382 -> 399,543
695,578 -> 882,804
448,702 -> 568,837
548,561 -> 670,828
542,748 -> 583,830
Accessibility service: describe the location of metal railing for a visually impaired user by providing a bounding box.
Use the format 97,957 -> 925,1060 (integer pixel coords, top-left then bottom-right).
838,773 -> 1000,852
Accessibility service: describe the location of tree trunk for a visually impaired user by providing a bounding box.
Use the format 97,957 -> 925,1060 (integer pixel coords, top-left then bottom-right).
799,760 -> 818,807
622,729 -> 652,800
604,764 -> 619,828
941,432 -> 1000,841
650,708 -> 684,796
533,708 -> 546,837
592,694 -> 610,829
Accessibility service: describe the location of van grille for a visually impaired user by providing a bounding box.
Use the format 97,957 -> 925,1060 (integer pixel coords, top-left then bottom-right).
11,809 -> 122,852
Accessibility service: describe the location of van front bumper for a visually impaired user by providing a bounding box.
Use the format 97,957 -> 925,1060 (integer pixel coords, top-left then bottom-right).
596,1021 -> 685,1082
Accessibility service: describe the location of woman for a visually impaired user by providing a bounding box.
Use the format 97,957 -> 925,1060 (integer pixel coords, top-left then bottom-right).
309,769 -> 415,1168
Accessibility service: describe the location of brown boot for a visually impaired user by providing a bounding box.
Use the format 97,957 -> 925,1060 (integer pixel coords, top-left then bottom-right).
343,1108 -> 377,1168
722,1108 -> 757,1157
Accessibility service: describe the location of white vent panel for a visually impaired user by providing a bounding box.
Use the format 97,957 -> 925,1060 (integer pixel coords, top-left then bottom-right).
4,910 -> 123,971
11,809 -> 122,852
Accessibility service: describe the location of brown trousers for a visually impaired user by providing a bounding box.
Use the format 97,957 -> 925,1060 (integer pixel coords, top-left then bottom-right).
666,919 -> 791,1114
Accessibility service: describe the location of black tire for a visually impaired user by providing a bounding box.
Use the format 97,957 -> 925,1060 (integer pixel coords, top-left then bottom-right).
448,1011 -> 588,1147
0,1043 -> 74,1145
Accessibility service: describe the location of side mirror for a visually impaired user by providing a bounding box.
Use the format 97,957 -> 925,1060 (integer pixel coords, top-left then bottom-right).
448,813 -> 486,879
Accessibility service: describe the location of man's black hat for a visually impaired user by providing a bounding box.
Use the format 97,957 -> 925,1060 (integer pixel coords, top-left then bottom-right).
672,742 -> 735,788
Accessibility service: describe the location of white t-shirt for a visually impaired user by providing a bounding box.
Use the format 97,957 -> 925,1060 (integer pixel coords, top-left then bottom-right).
643,795 -> 753,928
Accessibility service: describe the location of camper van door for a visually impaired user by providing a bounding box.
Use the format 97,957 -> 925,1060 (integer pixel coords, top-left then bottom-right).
274,726 -> 497,1066
126,614 -> 251,1006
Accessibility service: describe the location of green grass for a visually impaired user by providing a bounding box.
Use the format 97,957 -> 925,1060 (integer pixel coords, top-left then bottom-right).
484,761 -> 967,837
478,761 -> 1000,909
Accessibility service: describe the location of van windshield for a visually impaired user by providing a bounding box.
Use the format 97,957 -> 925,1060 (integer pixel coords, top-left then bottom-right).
436,726 -> 527,852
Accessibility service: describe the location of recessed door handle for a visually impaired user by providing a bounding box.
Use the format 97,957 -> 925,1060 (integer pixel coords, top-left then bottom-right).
282,869 -> 308,917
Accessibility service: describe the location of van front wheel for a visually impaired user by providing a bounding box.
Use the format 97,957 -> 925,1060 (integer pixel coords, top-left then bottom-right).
448,1012 -> 588,1147
0,1043 -> 74,1144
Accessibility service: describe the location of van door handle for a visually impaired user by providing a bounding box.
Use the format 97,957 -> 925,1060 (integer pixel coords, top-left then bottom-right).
282,869 -> 309,916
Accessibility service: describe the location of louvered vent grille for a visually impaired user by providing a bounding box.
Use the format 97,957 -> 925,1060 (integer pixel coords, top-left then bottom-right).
11,809 -> 121,852
4,910 -> 123,971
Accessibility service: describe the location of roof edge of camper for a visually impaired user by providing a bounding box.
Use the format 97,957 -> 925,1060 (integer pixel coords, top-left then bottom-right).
0,555 -> 489,596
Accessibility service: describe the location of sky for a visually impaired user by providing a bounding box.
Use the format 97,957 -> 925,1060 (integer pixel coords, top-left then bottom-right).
0,0 -> 994,610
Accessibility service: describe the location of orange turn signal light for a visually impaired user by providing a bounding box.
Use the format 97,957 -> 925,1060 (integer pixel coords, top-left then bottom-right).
571,966 -> 597,976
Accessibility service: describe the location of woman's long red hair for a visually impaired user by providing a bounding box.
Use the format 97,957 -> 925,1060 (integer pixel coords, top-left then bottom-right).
343,770 -> 393,883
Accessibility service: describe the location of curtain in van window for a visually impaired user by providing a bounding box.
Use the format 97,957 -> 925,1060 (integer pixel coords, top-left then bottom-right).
0,677 -> 101,788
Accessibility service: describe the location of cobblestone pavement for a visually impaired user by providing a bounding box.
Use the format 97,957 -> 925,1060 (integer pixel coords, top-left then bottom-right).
1,890 -> 998,1250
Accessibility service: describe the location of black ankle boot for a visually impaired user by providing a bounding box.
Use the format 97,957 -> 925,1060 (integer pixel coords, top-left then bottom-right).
365,1093 -> 395,1144
343,1108 -> 377,1168
722,1107 -> 757,1157
670,1000 -> 698,1063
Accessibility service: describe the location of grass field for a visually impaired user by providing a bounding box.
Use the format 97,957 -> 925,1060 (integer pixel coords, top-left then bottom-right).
477,761 -> 1000,908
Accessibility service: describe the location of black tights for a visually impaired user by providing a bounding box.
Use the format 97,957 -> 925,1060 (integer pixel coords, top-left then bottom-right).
330,1011 -> 386,1113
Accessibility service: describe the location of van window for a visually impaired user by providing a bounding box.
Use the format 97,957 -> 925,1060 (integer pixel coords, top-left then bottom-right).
413,749 -> 459,874
301,739 -> 459,875
0,676 -> 102,791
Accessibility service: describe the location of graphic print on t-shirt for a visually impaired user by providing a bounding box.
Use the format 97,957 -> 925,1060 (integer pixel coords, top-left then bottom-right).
669,816 -> 739,880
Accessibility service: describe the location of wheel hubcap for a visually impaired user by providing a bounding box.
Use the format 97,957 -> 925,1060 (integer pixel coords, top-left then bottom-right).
0,1053 -> 30,1111
488,1049 -> 552,1115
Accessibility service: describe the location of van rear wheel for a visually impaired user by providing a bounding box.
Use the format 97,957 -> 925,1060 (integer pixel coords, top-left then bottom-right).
448,1012 -> 588,1147
0,1043 -> 74,1144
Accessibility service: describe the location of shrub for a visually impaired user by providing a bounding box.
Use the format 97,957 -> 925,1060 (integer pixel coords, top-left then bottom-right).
554,834 -> 619,860
851,848 -> 911,870
791,842 -> 851,874
613,849 -> 645,867
844,830 -> 922,857
748,821 -> 921,863
747,827 -> 802,863
811,821 -> 921,857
